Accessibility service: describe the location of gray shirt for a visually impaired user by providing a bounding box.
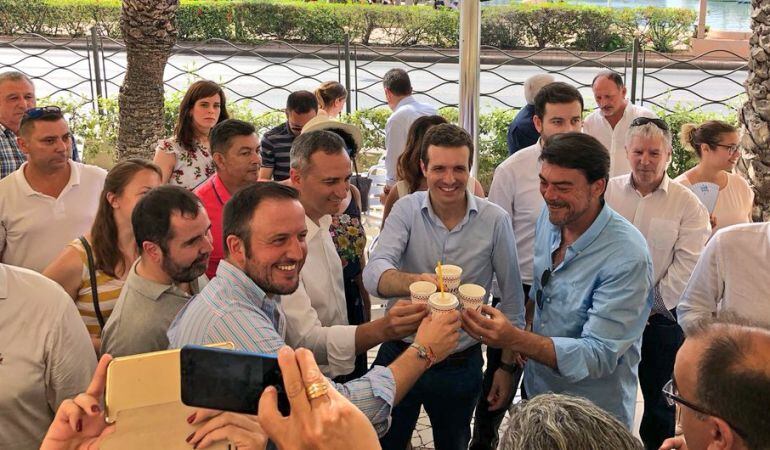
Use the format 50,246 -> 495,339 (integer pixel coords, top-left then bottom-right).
101,259 -> 206,358
0,264 -> 96,450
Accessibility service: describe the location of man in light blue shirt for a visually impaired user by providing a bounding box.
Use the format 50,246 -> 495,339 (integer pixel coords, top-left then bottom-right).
463,132 -> 653,429
364,124 -> 525,450
168,182 -> 462,438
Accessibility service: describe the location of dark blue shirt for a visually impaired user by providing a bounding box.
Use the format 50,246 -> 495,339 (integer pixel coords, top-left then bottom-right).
507,104 -> 540,156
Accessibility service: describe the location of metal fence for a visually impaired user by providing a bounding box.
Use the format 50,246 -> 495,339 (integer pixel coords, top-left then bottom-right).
0,29 -> 749,117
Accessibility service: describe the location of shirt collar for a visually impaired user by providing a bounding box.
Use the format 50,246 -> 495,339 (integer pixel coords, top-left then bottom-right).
395,96 -> 417,110
419,190 -> 478,229
128,258 -> 199,301
0,122 -> 15,138
305,214 -> 332,241
16,160 -> 80,197
211,173 -> 233,202
215,259 -> 276,306
625,172 -> 670,195
549,201 -> 613,256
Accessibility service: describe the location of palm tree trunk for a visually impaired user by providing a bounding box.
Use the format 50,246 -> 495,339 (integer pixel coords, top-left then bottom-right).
740,0 -> 770,221
117,0 -> 178,160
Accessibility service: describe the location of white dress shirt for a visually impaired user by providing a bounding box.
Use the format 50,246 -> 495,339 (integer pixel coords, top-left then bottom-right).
487,141 -> 544,284
678,222 -> 770,329
282,214 -> 357,378
0,160 -> 106,272
583,102 -> 657,178
606,174 -> 711,311
384,96 -> 437,184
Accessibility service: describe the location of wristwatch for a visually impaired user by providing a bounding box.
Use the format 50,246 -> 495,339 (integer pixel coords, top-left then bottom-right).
498,362 -> 518,374
409,342 -> 437,369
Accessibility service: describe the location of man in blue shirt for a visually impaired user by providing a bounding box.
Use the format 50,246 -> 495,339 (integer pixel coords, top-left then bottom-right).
364,123 -> 526,450
463,132 -> 653,429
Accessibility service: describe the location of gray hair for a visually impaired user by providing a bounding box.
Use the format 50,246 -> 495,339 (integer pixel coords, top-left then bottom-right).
524,74 -> 555,105
625,121 -> 673,152
0,71 -> 33,86
289,129 -> 347,172
500,394 -> 643,450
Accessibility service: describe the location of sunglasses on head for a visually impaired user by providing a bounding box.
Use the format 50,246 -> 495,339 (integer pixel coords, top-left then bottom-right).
630,117 -> 669,132
21,106 -> 63,128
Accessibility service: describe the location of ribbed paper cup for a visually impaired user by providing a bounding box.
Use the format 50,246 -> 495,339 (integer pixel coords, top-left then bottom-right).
429,292 -> 459,315
458,283 -> 486,311
410,281 -> 437,305
435,264 -> 462,292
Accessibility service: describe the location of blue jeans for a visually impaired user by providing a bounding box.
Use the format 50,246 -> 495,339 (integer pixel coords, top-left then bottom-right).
372,341 -> 483,450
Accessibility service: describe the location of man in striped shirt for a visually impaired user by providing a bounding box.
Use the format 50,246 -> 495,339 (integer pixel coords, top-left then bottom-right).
168,182 -> 461,435
258,91 -> 317,182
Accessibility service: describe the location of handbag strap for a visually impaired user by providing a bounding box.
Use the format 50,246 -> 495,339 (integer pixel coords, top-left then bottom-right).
78,236 -> 105,330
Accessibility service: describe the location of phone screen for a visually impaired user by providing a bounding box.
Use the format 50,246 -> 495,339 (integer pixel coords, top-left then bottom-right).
180,345 -> 290,415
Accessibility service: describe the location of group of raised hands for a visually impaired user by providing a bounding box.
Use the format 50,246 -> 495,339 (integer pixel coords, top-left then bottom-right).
40,346 -> 383,450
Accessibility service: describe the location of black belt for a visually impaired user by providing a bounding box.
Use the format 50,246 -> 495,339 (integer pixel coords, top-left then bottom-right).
394,340 -> 481,369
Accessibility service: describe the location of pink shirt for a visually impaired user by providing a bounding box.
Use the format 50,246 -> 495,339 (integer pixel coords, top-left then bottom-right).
194,173 -> 231,279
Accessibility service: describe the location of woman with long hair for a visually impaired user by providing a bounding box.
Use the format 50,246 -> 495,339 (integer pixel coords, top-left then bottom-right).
676,120 -> 753,232
381,115 -> 485,227
315,81 -> 348,119
153,80 -> 229,190
43,159 -> 163,351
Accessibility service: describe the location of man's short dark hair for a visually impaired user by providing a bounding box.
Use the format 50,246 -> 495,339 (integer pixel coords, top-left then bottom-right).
592,70 -> 624,89
290,130 -> 347,172
420,123 -> 474,168
687,315 -> 770,450
286,90 -> 318,114
383,68 -> 413,96
132,185 -> 202,254
222,182 -> 300,258
533,82 -> 584,119
210,119 -> 256,156
18,107 -> 65,137
539,132 -> 610,186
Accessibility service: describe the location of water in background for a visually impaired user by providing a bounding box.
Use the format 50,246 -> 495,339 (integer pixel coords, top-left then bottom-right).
489,0 -> 751,32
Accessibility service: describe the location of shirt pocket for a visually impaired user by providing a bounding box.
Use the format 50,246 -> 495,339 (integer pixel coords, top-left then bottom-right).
648,218 -> 678,251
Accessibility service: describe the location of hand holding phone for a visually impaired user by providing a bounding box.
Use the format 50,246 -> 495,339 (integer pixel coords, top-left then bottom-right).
180,346 -> 290,415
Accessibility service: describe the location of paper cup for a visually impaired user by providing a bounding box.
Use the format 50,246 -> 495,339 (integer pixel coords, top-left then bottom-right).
429,292 -> 459,315
458,283 -> 486,311
410,281 -> 437,305
435,264 -> 462,292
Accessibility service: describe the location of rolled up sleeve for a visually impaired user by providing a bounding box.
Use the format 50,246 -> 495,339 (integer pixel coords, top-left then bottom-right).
334,365 -> 395,437
363,198 -> 412,297
552,259 -> 652,383
677,233 -> 724,332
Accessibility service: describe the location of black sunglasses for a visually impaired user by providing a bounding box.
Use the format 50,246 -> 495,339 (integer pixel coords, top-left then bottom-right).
535,268 -> 552,310
630,116 -> 669,132
662,379 -> 747,439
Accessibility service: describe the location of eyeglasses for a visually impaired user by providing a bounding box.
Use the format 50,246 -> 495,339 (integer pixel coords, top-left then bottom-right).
630,116 -> 670,132
662,379 -> 748,439
712,143 -> 740,155
535,268 -> 552,310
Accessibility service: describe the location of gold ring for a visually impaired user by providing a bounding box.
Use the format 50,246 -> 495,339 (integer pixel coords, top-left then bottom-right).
305,382 -> 329,400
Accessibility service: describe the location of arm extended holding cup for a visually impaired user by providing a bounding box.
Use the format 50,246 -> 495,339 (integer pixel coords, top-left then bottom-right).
374,269 -> 438,298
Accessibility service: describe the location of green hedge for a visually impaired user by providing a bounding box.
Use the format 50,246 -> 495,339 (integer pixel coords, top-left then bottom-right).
51,92 -> 732,193
0,0 -> 697,52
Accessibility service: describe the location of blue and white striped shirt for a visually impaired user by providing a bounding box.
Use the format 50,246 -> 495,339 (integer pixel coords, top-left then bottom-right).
168,259 -> 395,435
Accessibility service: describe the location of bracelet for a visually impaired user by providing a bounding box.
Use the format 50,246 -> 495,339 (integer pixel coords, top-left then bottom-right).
409,342 -> 437,369
498,362 -> 518,374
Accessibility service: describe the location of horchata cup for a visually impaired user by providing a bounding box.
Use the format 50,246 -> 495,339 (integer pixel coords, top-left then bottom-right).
409,281 -> 437,305
428,292 -> 459,315
435,264 -> 462,292
458,283 -> 486,311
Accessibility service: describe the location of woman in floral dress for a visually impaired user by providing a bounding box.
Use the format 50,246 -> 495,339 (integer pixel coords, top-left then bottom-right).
153,80 -> 229,190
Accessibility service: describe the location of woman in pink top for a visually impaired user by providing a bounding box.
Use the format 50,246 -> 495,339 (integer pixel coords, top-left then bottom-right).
675,120 -> 753,232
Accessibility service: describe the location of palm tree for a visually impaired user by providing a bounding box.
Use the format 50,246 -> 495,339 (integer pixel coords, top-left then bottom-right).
117,0 -> 178,159
740,0 -> 769,221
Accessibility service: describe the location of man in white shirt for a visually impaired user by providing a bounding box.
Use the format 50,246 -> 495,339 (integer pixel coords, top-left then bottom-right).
284,129 -> 429,378
382,68 -> 437,191
475,81 -> 583,450
605,117 -> 711,449
0,106 -> 106,272
0,263 -> 96,450
678,222 -> 770,330
583,70 -> 657,178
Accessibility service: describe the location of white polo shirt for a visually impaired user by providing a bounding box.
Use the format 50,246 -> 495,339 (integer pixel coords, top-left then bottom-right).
606,174 -> 711,310
583,102 -> 657,178
487,141 -> 544,284
0,160 -> 107,272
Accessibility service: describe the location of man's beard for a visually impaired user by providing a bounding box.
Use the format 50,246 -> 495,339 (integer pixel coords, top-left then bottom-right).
162,252 -> 209,283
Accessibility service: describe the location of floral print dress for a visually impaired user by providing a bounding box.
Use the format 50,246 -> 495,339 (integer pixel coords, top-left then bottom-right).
329,198 -> 368,380
155,138 -> 216,190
